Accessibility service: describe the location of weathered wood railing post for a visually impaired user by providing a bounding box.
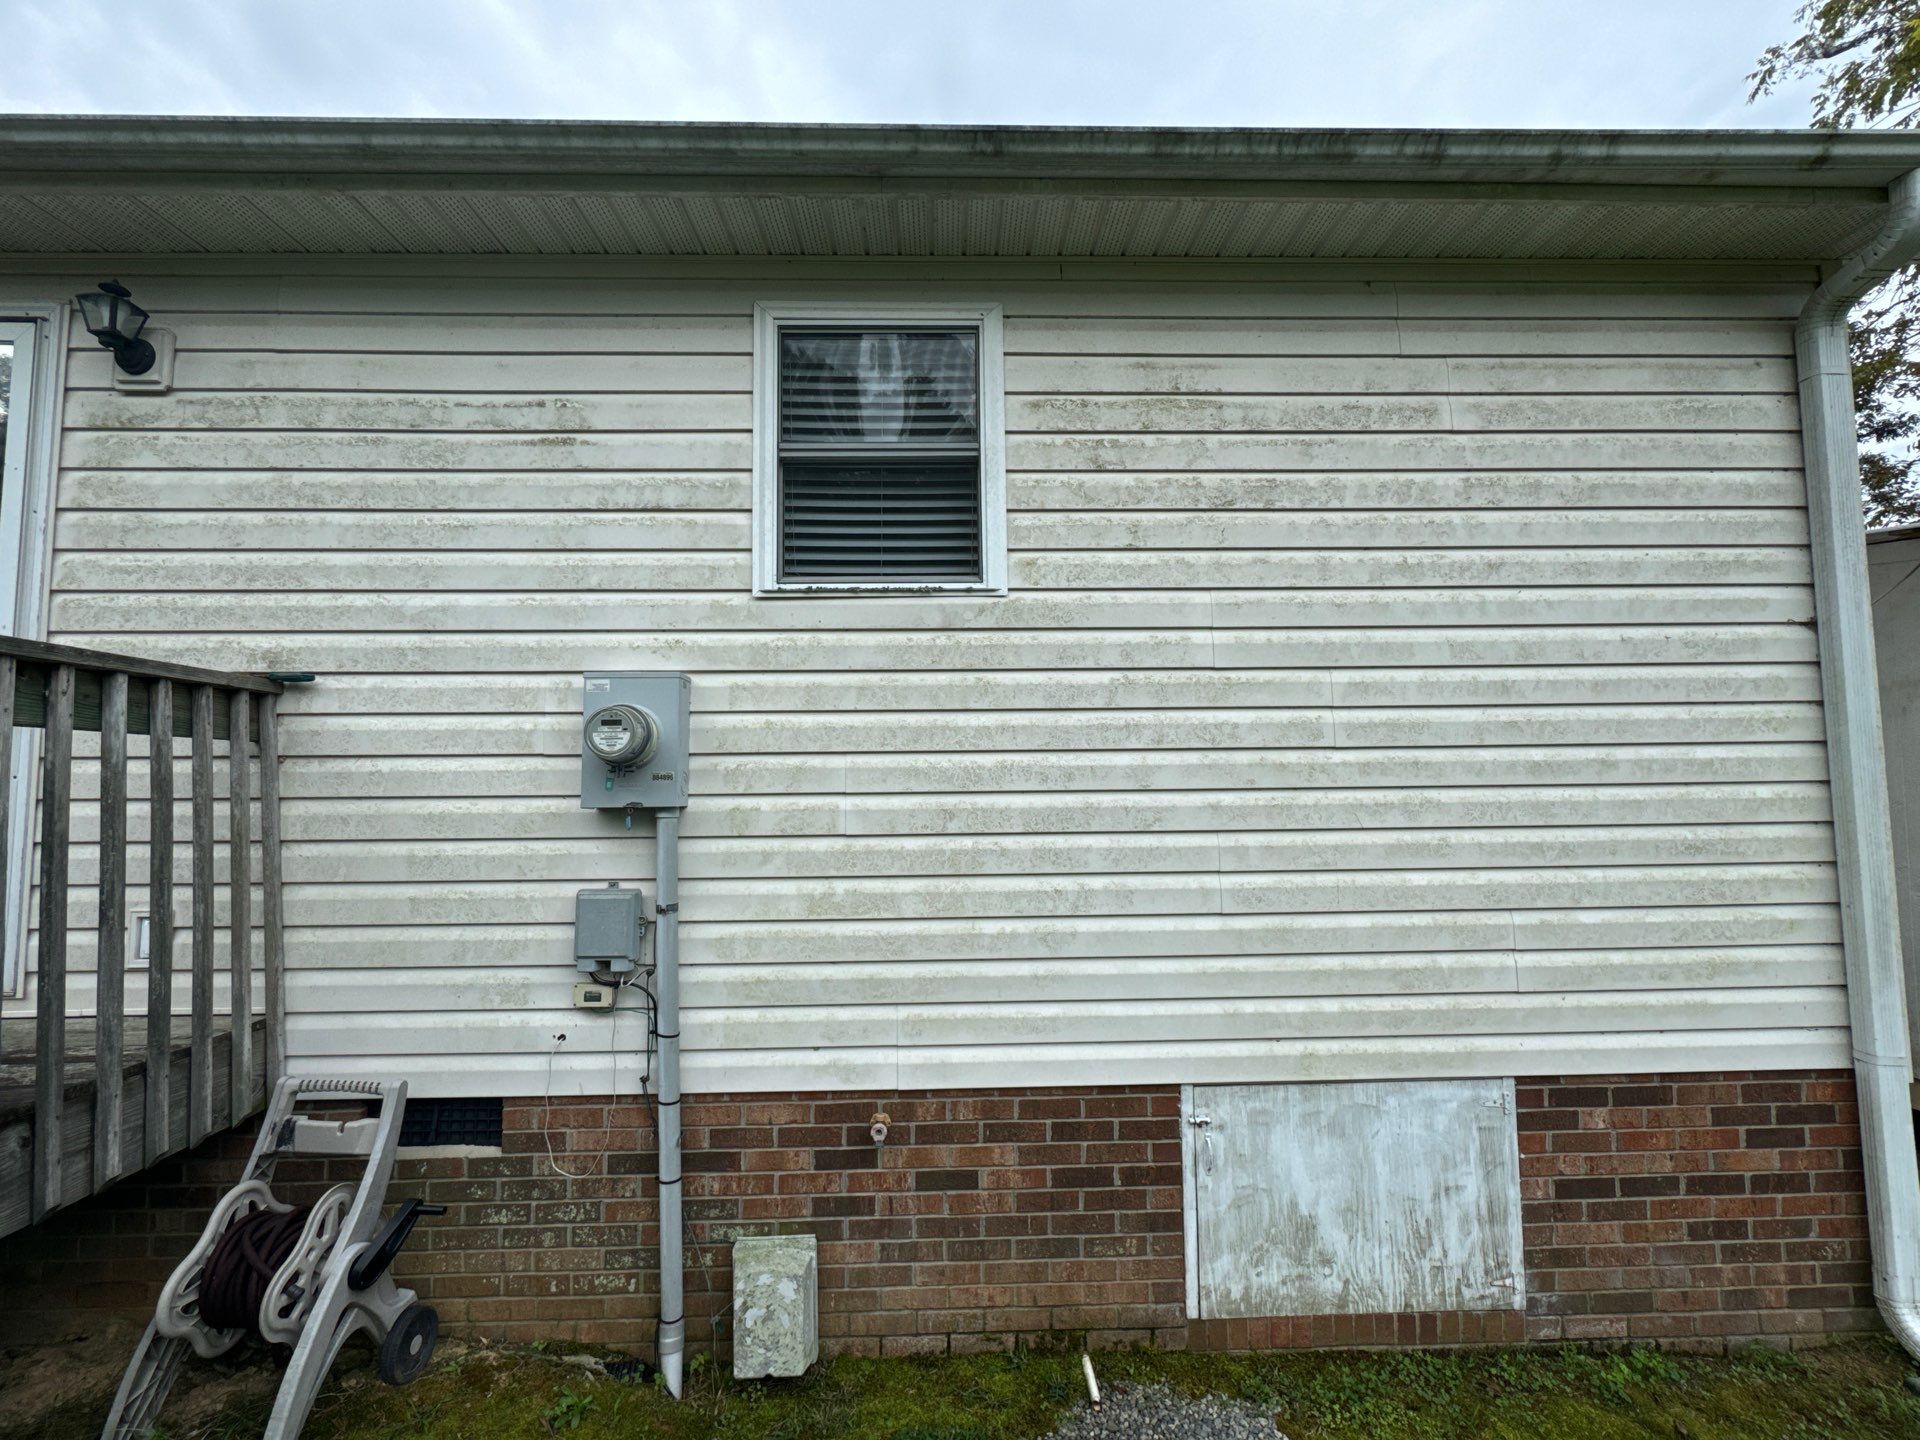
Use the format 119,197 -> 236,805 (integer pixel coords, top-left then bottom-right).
31,664 -> 73,1222
258,694 -> 285,1083
226,690 -> 252,1125
145,676 -> 174,1163
93,672 -> 128,1186
189,684 -> 215,1145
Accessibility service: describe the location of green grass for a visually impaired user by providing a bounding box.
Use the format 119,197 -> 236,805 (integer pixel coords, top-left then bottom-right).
14,1336 -> 1920,1440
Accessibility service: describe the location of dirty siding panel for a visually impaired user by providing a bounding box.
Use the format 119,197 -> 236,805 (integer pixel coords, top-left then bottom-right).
17,261 -> 1846,1096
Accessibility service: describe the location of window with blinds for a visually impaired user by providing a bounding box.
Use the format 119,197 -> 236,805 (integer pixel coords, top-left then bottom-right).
754,307 -> 1005,595
776,328 -> 983,584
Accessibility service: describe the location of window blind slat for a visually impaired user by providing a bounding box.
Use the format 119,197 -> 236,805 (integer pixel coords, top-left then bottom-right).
779,460 -> 982,583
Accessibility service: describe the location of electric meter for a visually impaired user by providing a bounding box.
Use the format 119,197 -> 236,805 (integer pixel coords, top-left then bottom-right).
579,672 -> 691,810
585,704 -> 659,768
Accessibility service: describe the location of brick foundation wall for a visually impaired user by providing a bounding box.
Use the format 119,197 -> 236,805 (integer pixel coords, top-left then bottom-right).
1518,1071 -> 1876,1347
0,1071 -> 1878,1356
679,1089 -> 1186,1355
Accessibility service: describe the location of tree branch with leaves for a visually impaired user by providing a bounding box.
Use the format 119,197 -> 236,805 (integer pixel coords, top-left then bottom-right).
1753,1 -> 1920,524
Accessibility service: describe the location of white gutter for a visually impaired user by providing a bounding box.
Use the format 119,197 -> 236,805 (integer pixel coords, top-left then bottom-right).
0,116 -> 1916,190
1795,167 -> 1920,1355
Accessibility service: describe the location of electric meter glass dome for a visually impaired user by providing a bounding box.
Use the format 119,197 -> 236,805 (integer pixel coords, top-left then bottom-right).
585,704 -> 659,767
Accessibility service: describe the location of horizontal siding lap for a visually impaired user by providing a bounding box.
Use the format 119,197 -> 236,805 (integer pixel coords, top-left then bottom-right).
38,270 -> 1840,1091
58,430 -> 1808,471
39,861 -> 1833,929
268,944 -> 1842,998
59,391 -> 1799,434
49,471 -> 1809,515
50,822 -> 1841,892
67,352 -> 1797,395
43,628 -> 1825,672
35,859 -> 1835,933
121,702 -> 1823,756
50,586 -> 1821,632
56,509 -> 1811,551
82,742 -> 1825,796
281,986 -> 1845,1058
56,779 -> 1837,844
19,665 -> 1823,716
280,1026 -> 1849,1099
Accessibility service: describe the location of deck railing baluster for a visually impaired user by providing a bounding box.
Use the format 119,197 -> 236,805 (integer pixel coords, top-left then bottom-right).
30,663 -> 73,1222
258,694 -> 285,1083
226,689 -> 252,1124
188,685 -> 215,1145
92,672 -> 128,1186
145,677 -> 174,1163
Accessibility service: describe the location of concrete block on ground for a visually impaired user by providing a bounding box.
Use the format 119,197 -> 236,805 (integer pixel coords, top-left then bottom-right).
733,1233 -> 818,1379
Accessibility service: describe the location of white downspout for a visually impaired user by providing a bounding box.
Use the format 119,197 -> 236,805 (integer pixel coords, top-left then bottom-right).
1794,167 -> 1920,1355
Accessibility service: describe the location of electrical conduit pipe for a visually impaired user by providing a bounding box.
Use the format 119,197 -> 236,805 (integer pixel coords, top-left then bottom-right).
654,808 -> 686,1397
1795,167 -> 1920,1356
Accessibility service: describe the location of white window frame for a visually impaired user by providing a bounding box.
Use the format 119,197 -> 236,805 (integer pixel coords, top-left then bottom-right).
0,302 -> 67,998
752,301 -> 1007,597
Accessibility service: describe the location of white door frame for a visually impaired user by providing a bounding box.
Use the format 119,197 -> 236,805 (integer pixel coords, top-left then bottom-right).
0,301 -> 68,997
1180,1083 -> 1202,1318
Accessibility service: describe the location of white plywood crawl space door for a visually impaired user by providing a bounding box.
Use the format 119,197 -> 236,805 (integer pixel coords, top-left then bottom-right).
1181,1080 -> 1525,1319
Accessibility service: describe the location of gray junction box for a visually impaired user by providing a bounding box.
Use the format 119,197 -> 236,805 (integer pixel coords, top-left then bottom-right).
580,671 -> 691,811
575,884 -> 647,975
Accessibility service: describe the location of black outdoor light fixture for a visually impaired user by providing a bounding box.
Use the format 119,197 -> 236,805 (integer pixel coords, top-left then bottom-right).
76,280 -> 156,375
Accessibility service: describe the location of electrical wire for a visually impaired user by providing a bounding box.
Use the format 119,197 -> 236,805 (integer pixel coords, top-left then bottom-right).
637,976 -> 659,1121
541,1038 -> 598,1181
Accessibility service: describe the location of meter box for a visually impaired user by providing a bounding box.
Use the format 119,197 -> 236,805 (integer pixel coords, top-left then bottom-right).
580,671 -> 691,810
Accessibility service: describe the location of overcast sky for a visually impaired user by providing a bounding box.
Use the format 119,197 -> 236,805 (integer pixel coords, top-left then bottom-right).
0,1 -> 1826,130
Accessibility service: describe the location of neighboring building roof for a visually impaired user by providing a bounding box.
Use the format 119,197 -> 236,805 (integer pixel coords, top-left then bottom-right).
1870,523 -> 1920,545
2,116 -> 1918,261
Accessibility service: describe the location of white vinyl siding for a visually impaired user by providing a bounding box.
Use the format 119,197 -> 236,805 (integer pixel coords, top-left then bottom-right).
13,259 -> 1841,1097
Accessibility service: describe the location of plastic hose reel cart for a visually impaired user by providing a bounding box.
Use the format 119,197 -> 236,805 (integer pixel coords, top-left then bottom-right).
102,1077 -> 445,1440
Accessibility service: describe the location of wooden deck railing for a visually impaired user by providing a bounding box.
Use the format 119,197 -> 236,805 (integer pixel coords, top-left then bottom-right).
0,638 -> 286,1225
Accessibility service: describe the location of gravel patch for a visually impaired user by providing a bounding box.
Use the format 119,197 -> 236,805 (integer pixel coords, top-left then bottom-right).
1047,1383 -> 1282,1440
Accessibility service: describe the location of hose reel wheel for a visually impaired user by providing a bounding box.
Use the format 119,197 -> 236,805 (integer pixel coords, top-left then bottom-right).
378,1303 -> 440,1386
259,1185 -> 355,1346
